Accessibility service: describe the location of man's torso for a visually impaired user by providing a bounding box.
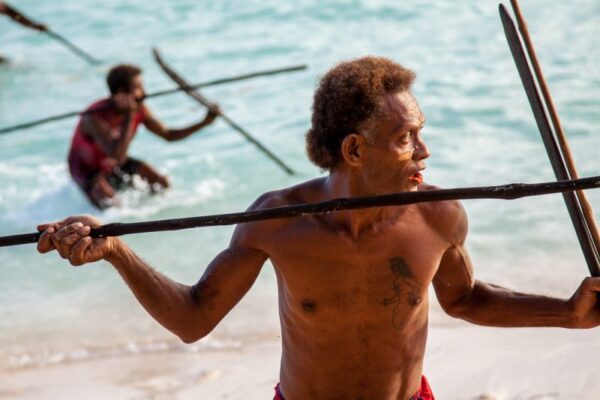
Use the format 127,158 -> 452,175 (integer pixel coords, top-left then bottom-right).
244,178 -> 458,399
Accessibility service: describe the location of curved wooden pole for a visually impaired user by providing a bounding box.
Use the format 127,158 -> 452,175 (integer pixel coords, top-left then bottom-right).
499,3 -> 600,276
0,65 -> 307,134
509,0 -> 600,261
152,48 -> 296,176
1,175 -> 599,247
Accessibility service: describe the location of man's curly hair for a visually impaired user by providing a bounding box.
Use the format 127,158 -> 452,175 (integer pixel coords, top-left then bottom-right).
306,57 -> 415,171
106,64 -> 142,95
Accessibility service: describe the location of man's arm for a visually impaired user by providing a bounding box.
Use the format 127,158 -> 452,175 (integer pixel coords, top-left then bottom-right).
1,2 -> 47,31
432,201 -> 600,328
36,215 -> 267,343
142,105 -> 219,142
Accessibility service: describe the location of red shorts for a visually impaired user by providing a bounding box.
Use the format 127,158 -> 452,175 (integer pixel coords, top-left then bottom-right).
273,375 -> 434,399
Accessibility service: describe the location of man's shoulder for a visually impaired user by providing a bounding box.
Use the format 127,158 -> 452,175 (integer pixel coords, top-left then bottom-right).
248,177 -> 326,211
418,183 -> 468,245
232,178 -> 325,247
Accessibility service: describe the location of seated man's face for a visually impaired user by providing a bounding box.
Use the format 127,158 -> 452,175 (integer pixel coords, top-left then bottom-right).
128,75 -> 146,102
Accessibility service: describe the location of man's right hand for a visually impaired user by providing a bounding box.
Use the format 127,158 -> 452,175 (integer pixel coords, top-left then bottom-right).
112,93 -> 139,114
37,215 -> 119,266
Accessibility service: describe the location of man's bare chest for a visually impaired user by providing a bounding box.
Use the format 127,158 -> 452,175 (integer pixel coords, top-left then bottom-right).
263,216 -> 448,317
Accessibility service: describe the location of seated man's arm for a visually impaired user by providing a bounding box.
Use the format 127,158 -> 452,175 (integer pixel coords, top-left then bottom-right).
142,105 -> 219,142
36,214 -> 268,343
432,201 -> 600,329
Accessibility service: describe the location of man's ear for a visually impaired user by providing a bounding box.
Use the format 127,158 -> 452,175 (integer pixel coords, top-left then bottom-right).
341,133 -> 366,167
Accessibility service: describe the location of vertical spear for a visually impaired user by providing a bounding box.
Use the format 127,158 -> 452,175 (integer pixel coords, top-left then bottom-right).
499,2 -> 600,276
508,0 -> 600,254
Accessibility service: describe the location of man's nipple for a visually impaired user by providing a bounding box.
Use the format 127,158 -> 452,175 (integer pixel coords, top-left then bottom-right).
301,300 -> 317,313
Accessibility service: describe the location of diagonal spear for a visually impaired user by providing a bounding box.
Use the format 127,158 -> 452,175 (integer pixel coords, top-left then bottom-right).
499,2 -> 600,276
152,48 -> 296,176
1,176 -> 599,248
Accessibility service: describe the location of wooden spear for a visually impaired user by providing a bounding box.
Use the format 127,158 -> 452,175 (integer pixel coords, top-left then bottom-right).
44,30 -> 102,65
152,48 -> 296,176
499,3 -> 600,276
1,176 -> 599,248
0,64 -> 307,134
509,0 -> 600,262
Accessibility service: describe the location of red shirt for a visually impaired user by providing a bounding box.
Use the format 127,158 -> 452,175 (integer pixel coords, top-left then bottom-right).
68,98 -> 145,181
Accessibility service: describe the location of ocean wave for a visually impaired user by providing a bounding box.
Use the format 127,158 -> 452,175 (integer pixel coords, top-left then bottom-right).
0,335 -> 242,372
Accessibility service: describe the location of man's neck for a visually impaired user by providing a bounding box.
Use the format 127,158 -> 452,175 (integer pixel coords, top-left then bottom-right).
323,171 -> 408,240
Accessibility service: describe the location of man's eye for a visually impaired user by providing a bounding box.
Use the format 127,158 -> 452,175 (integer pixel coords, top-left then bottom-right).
399,133 -> 412,143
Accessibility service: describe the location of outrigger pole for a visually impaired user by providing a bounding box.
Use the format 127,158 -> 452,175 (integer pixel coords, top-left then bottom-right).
153,48 -> 296,176
1,176 -> 600,247
499,1 -> 600,276
0,64 -> 307,134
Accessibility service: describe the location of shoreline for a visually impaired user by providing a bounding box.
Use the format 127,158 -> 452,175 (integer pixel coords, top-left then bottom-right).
2,318 -> 599,399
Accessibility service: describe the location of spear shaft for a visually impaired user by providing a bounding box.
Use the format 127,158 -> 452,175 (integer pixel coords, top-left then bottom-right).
1,176 -> 599,248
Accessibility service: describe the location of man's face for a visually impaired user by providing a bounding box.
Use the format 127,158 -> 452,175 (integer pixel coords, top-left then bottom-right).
359,91 -> 430,193
127,74 -> 146,101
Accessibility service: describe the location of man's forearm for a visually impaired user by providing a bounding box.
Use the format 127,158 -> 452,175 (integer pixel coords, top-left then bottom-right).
448,280 -> 575,328
106,240 -> 208,342
163,118 -> 212,142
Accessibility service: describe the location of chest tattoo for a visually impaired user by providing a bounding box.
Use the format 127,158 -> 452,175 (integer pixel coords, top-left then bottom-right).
380,257 -> 422,328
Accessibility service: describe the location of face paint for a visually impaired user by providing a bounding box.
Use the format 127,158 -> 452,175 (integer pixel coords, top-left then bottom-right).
397,149 -> 414,161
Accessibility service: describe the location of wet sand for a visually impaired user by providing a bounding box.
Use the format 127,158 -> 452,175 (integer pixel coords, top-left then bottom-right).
2,313 -> 599,400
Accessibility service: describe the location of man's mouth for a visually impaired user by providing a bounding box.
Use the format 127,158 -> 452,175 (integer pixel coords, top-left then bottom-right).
408,171 -> 423,184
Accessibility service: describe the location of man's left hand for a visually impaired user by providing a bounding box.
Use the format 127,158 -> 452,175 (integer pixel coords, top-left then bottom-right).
568,277 -> 600,328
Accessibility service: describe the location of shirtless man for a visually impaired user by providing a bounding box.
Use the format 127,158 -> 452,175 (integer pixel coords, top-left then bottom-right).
67,64 -> 219,208
37,57 -> 600,399
0,1 -> 47,62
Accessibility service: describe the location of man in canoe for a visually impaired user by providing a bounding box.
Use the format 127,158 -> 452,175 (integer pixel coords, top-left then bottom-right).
37,57 -> 600,399
1,1 -> 47,62
67,64 -> 220,208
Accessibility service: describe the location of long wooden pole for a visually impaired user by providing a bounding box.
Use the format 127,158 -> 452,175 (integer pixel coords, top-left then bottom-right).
1,176 -> 599,248
499,3 -> 600,276
509,0 -> 600,260
0,65 -> 307,134
45,30 -> 102,65
153,48 -> 296,176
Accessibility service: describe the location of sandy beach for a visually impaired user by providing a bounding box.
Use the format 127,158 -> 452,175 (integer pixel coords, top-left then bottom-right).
2,300 -> 599,400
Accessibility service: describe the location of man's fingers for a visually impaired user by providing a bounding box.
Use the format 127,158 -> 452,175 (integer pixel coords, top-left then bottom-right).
37,222 -> 61,232
54,222 -> 85,241
61,225 -> 91,247
37,227 -> 56,254
69,236 -> 93,266
50,223 -> 85,258
584,276 -> 600,291
582,277 -> 600,293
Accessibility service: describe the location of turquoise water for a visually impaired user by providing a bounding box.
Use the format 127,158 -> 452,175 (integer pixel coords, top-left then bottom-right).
0,0 -> 598,372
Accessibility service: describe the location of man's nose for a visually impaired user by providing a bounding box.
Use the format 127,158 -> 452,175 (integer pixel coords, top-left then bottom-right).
413,136 -> 430,160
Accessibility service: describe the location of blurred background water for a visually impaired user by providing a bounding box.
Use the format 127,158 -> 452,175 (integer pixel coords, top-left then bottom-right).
0,0 -> 598,378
